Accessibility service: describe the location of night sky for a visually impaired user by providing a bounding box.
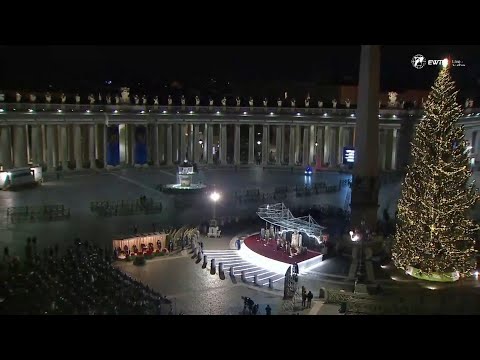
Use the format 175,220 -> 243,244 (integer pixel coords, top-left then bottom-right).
1,45 -> 479,95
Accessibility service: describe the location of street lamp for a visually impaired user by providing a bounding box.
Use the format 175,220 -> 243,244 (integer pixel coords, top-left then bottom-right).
315,142 -> 318,147
257,141 -> 261,145
210,191 -> 220,220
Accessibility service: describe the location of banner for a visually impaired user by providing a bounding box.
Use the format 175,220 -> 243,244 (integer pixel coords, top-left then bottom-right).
135,125 -> 148,165
106,125 -> 120,166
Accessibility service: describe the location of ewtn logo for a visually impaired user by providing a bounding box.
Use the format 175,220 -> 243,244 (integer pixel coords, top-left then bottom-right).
411,54 -> 449,69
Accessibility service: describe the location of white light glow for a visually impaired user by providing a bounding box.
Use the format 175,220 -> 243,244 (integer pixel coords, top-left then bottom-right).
163,110 -> 167,114
86,110 -> 90,113
296,112 -> 301,116
392,114 -> 396,118
28,109 -> 33,113
114,110 -> 118,113
216,111 -> 220,114
323,113 -> 327,116
140,110 -> 145,114
57,109 -> 62,113
350,113 -> 354,117
270,112 -> 274,115
243,112 -> 247,115
0,109 -> 4,112
189,111 -> 194,114
442,58 -> 449,68
210,192 -> 220,202
257,141 -> 261,145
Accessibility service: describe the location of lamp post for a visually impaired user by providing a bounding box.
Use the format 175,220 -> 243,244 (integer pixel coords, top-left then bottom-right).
210,191 -> 220,220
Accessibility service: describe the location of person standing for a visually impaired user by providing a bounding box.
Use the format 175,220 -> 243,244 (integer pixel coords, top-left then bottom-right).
301,289 -> 307,308
307,291 -> 313,308
265,304 -> 272,315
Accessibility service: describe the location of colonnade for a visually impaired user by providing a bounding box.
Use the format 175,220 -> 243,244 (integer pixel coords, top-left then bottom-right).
0,122 -> 401,171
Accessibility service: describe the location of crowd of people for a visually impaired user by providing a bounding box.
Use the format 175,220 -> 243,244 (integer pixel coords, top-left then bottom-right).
0,238 -> 171,315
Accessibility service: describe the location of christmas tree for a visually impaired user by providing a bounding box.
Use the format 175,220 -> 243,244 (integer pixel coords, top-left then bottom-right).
392,63 -> 479,280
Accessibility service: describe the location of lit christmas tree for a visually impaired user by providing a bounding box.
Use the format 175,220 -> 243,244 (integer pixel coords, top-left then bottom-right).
392,63 -> 479,281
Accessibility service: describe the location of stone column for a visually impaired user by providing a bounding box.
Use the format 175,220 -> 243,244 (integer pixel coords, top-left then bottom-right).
130,124 -> 136,165
194,124 -> 201,163
103,125 -> 108,167
248,124 -> 255,164
158,124 -> 165,164
166,124 -> 173,166
295,125 -> 301,164
172,124 -> 179,163
74,124 -> 82,170
59,125 -> 68,169
153,124 -> 160,166
391,128 -> 398,170
94,124 -> 101,161
31,125 -> 43,166
275,125 -> 282,165
179,124 -> 186,162
289,125 -> 295,166
338,126 -> 345,165
316,126 -> 324,166
89,124 -> 96,169
234,124 -> 241,165
351,45 -> 381,229
378,129 -> 387,170
220,124 -> 227,164
323,126 -> 330,166
207,123 -> 214,164
302,127 -> 309,166
188,124 -> 194,162
13,125 -> 27,168
309,125 -> 315,164
0,126 -> 12,169
47,125 -> 57,171
262,125 -> 269,165
280,125 -> 285,165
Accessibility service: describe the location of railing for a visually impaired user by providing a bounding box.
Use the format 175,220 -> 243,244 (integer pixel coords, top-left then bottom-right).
1,103 -> 479,121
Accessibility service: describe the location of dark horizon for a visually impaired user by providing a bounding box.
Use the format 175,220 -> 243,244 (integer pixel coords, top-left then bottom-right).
1,45 -> 479,95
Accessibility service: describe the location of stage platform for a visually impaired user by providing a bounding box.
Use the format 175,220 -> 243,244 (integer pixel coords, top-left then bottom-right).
238,233 -> 323,275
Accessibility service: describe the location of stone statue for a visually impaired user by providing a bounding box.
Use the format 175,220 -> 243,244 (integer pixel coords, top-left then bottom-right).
120,87 -> 130,104
291,99 -> 296,107
30,94 -> 36,103
466,98 -> 471,108
16,92 -> 21,102
345,99 -> 351,108
469,99 -> 474,108
401,100 -> 405,109
181,95 -> 186,106
263,98 -> 268,107
221,97 -> 227,106
249,97 -> 254,107
61,93 -> 66,104
98,93 -> 102,102
194,96 -> 199,106
388,92 -> 398,107
277,98 -> 282,107
75,94 -> 81,104
378,100 -> 382,108
305,97 -> 310,108
134,95 -> 140,105
168,95 -> 173,106
332,99 -> 337,108
236,97 -> 241,107
88,94 -> 95,104
154,96 -> 159,105
106,95 -> 111,104
142,95 -> 147,105
209,98 -> 214,106
318,100 -> 323,108
45,92 -> 52,103
115,95 -> 120,104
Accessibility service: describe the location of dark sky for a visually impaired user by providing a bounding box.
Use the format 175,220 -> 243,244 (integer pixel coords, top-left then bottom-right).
1,45 -> 479,94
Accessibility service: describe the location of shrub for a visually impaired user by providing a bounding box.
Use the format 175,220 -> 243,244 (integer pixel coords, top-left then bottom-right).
133,256 -> 146,266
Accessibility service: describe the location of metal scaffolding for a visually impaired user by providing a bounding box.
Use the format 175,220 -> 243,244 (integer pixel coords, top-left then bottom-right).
256,203 -> 326,241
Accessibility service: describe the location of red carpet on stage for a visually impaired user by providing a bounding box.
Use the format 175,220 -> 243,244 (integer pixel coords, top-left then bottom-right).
243,234 -> 321,265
